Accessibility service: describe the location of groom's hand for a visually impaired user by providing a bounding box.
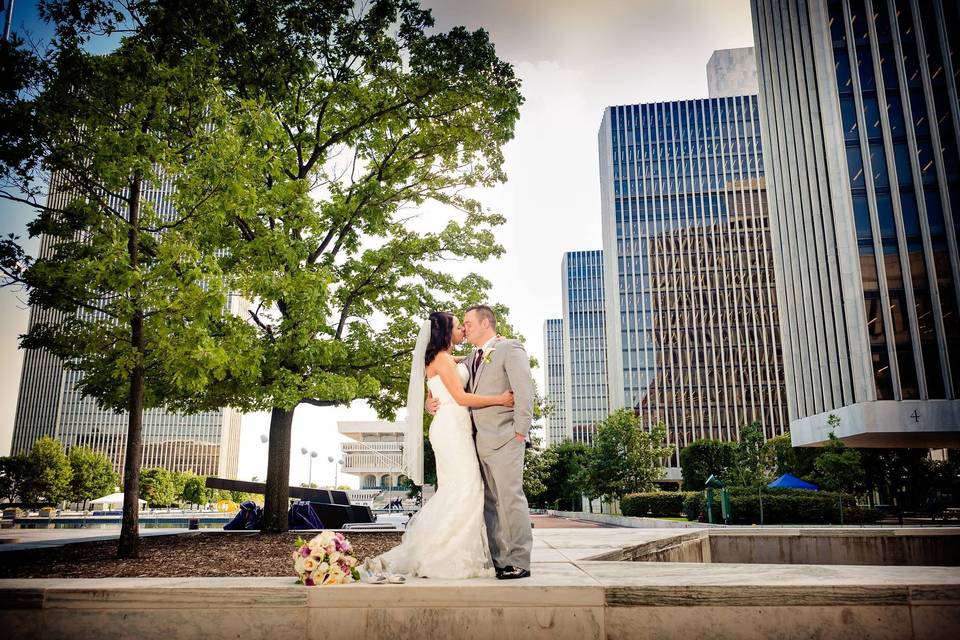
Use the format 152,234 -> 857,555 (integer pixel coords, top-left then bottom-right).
426,396 -> 440,416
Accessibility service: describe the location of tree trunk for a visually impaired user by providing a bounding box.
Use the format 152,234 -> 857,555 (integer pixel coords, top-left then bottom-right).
261,406 -> 295,533
117,176 -> 144,560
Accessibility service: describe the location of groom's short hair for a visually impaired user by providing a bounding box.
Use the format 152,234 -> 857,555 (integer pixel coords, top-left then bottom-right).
466,304 -> 497,330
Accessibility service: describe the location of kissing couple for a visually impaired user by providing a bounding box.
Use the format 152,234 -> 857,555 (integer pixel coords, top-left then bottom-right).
363,304 -> 534,581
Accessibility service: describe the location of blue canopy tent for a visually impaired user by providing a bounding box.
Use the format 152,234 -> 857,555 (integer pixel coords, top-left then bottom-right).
767,473 -> 819,491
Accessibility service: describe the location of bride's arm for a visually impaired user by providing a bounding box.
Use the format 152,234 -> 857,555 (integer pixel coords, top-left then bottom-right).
434,354 -> 514,409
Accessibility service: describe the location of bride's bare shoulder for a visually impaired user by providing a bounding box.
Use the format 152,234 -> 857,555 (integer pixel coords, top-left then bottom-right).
427,351 -> 455,376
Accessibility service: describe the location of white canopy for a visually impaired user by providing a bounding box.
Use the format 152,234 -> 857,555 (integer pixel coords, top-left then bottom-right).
90,492 -> 146,506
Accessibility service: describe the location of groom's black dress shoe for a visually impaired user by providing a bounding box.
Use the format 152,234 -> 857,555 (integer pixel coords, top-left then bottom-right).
496,566 -> 531,580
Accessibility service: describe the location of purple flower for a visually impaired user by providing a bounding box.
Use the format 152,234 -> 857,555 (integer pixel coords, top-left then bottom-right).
300,545 -> 311,557
304,577 -> 315,587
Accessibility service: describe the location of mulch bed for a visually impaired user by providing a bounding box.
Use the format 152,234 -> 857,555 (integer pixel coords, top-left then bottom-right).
0,531 -> 402,579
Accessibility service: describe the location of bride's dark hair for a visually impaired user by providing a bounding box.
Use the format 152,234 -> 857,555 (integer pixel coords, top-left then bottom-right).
425,312 -> 455,366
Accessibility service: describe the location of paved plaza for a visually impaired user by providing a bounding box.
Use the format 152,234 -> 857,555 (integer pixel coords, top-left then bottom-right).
2,518 -> 957,639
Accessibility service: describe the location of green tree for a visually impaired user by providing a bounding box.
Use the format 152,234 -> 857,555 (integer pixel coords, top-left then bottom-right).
0,3 -> 259,556
679,439 -> 735,490
811,422 -> 864,493
580,410 -> 671,503
67,446 -> 118,509
22,437 -> 73,506
0,454 -> 30,504
535,440 -> 591,511
150,0 -> 524,532
140,467 -> 176,508
180,473 -> 210,507
729,421 -> 774,487
523,437 -> 554,503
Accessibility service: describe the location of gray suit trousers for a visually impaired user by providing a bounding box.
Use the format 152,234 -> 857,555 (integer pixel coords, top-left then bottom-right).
477,438 -> 532,571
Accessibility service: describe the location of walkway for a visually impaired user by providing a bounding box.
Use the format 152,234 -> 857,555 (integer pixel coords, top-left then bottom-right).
2,522 -> 957,639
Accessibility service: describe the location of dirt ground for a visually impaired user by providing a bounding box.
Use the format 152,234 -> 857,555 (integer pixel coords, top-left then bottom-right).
0,531 -> 402,579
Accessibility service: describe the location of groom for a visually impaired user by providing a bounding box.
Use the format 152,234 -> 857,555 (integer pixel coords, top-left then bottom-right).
428,304 -> 534,579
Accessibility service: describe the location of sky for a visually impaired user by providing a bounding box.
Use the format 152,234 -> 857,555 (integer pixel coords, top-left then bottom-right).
0,0 -> 756,486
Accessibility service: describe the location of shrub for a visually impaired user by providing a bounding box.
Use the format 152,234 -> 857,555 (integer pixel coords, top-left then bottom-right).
621,491 -> 697,517
681,487 -> 882,524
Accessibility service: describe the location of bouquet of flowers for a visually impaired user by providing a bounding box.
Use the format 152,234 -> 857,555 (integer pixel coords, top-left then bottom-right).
292,531 -> 361,586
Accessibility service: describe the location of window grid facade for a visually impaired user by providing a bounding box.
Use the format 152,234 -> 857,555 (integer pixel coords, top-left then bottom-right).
542,318 -> 567,447
12,171 -> 244,478
561,251 -> 609,445
599,95 -> 788,467
750,0 -> 960,441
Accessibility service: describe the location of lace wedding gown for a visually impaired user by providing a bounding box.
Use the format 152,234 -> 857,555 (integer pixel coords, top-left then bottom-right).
367,362 -> 495,579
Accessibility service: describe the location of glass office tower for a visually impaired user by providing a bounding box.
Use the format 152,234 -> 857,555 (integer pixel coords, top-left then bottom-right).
751,0 -> 960,447
542,318 -> 567,447
561,250 -> 609,445
598,95 -> 787,470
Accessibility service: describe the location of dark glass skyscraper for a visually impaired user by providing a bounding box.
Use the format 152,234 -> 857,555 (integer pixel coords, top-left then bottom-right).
751,0 -> 960,446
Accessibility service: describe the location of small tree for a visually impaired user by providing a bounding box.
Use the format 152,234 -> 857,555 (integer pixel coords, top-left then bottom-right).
679,439 -> 735,490
812,430 -> 864,494
536,440 -> 591,511
581,410 -> 671,504
1,3 -> 259,557
140,467 -> 176,508
22,437 -> 73,506
523,438 -> 554,503
729,421 -> 773,487
0,454 -> 30,504
67,446 -> 118,510
180,473 -> 210,507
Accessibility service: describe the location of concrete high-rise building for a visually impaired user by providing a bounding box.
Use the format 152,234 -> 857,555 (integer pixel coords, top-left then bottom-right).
561,250 -> 609,445
750,0 -> 960,447
11,172 -> 245,477
598,89 -> 787,472
542,318 -> 567,447
707,47 -> 760,98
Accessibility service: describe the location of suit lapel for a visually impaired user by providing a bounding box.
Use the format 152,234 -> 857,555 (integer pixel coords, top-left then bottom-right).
471,337 -> 500,391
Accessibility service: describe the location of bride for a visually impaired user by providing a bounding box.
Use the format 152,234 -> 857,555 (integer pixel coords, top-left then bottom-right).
363,311 -> 514,580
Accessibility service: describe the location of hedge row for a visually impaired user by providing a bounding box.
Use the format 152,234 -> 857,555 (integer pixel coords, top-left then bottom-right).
621,492 -> 697,517
681,488 -> 882,525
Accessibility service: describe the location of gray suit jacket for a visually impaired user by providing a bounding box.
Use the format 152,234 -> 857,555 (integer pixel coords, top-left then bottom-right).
466,337 -> 535,453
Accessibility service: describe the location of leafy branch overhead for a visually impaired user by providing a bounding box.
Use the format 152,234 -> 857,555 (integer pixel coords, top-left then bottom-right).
160,0 -> 525,419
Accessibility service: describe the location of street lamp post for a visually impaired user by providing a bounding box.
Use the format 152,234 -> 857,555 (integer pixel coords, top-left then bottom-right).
301,447 -> 318,486
327,455 -> 345,488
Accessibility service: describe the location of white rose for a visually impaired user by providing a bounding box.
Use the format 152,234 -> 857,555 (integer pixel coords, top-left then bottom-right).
329,551 -> 342,564
317,562 -> 330,574
294,556 -> 306,574
303,557 -> 317,572
318,531 -> 335,545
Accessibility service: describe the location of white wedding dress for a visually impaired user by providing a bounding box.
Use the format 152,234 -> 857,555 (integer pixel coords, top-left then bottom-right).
367,362 -> 495,579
